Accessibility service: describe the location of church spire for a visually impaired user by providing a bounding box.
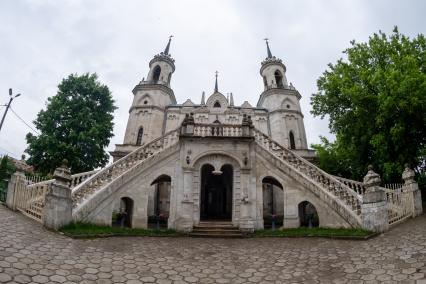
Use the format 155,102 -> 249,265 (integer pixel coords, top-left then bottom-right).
214,71 -> 219,93
163,35 -> 173,55
201,91 -> 205,105
264,38 -> 273,58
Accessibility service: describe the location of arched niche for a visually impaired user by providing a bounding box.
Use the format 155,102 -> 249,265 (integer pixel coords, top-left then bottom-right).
262,176 -> 284,228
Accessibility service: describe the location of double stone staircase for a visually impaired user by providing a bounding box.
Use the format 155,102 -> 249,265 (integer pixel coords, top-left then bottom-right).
18,124 -> 365,230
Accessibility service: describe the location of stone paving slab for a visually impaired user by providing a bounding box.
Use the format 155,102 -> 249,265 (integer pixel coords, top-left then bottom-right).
0,205 -> 425,283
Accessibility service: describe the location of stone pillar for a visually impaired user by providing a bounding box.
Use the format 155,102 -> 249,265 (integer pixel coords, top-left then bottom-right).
361,165 -> 388,233
176,169 -> 194,232
6,170 -> 25,210
241,114 -> 250,137
239,169 -> 254,233
43,160 -> 73,230
402,164 -> 423,217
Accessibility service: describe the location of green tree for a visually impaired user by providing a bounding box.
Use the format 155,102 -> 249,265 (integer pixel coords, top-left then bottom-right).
0,156 -> 16,190
26,73 -> 116,174
311,27 -> 426,184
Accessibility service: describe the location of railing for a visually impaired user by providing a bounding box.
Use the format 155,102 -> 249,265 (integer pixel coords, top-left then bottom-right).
253,129 -> 363,225
384,183 -> 405,191
71,128 -> 181,208
24,175 -> 50,185
333,176 -> 366,195
193,124 -> 243,137
384,185 -> 413,225
12,170 -> 98,222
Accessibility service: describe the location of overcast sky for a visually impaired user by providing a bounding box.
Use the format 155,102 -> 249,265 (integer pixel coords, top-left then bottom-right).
0,0 -> 425,160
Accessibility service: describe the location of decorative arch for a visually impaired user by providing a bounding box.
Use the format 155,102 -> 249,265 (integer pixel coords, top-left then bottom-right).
138,94 -> 152,106
298,201 -> 319,227
112,197 -> 134,228
274,70 -> 283,88
262,176 -> 284,228
153,65 -> 161,82
136,127 -> 144,146
206,92 -> 228,109
190,151 -> 244,169
281,98 -> 296,110
192,153 -> 241,224
148,174 -> 172,228
289,131 -> 296,149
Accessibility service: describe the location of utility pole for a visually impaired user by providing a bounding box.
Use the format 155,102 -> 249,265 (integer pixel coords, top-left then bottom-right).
0,88 -> 21,133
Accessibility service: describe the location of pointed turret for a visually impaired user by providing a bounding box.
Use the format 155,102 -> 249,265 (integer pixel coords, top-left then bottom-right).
260,38 -> 288,90
265,38 -> 273,58
163,35 -> 173,55
201,91 -> 205,105
214,71 -> 219,93
229,93 -> 234,107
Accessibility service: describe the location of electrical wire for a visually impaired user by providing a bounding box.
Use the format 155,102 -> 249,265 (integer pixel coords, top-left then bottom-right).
9,107 -> 40,135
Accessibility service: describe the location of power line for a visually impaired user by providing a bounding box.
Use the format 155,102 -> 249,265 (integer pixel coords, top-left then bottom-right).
9,107 -> 40,135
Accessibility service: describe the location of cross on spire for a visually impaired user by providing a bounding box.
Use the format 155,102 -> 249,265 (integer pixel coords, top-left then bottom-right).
264,38 -> 273,58
214,71 -> 219,93
164,35 -> 173,55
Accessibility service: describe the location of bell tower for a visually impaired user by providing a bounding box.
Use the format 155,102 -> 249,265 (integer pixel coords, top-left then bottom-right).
111,37 -> 177,161
257,39 -> 308,151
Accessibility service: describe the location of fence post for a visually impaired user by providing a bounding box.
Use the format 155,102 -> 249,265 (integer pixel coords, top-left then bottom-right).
361,165 -> 389,232
6,170 -> 25,210
43,160 -> 73,230
402,164 -> 423,217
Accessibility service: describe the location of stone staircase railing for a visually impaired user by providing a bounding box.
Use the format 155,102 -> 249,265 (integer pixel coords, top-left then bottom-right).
13,170 -> 98,222
253,129 -> 363,227
333,176 -> 366,195
71,128 -> 181,208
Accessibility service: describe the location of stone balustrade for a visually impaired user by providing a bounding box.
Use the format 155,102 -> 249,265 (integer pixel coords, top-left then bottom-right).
193,124 -> 243,137
71,128 -> 181,208
253,129 -> 363,222
333,176 -> 366,195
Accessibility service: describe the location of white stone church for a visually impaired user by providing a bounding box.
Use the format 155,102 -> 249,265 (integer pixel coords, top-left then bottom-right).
7,38 -> 422,235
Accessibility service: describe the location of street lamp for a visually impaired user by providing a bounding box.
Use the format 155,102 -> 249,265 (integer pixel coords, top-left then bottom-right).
0,88 -> 21,133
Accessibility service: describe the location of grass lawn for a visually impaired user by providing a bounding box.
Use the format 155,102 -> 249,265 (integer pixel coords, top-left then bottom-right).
60,222 -> 180,238
254,227 -> 374,238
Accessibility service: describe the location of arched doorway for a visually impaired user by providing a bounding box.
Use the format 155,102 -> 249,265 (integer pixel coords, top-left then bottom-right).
262,177 -> 284,228
200,164 -> 233,221
148,175 -> 171,228
112,197 -> 133,228
298,201 -> 319,227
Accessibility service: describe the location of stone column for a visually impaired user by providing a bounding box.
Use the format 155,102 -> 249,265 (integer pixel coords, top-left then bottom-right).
239,169 -> 254,233
6,170 -> 25,210
176,169 -> 194,232
43,160 -> 73,230
361,165 -> 389,232
402,164 -> 423,217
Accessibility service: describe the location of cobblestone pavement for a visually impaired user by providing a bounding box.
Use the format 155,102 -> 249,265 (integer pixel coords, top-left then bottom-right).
0,206 -> 425,284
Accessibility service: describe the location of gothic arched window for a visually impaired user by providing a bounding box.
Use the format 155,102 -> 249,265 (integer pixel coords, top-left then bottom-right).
153,66 -> 161,82
274,70 -> 283,88
213,101 -> 221,108
136,127 -> 144,146
289,131 -> 296,149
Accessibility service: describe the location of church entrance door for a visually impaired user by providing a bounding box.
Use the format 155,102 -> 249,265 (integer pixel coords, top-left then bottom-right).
200,164 -> 233,221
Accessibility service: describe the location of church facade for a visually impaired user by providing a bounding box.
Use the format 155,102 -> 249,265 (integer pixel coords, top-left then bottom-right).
7,38 -> 422,234
103,38 -> 360,232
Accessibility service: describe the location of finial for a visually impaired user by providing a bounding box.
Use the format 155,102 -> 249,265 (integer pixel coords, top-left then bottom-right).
214,71 -> 219,93
230,92 -> 234,107
201,91 -> 205,105
164,35 -> 173,55
264,38 -> 273,58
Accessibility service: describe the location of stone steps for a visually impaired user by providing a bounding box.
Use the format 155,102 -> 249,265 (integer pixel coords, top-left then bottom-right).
190,221 -> 243,238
